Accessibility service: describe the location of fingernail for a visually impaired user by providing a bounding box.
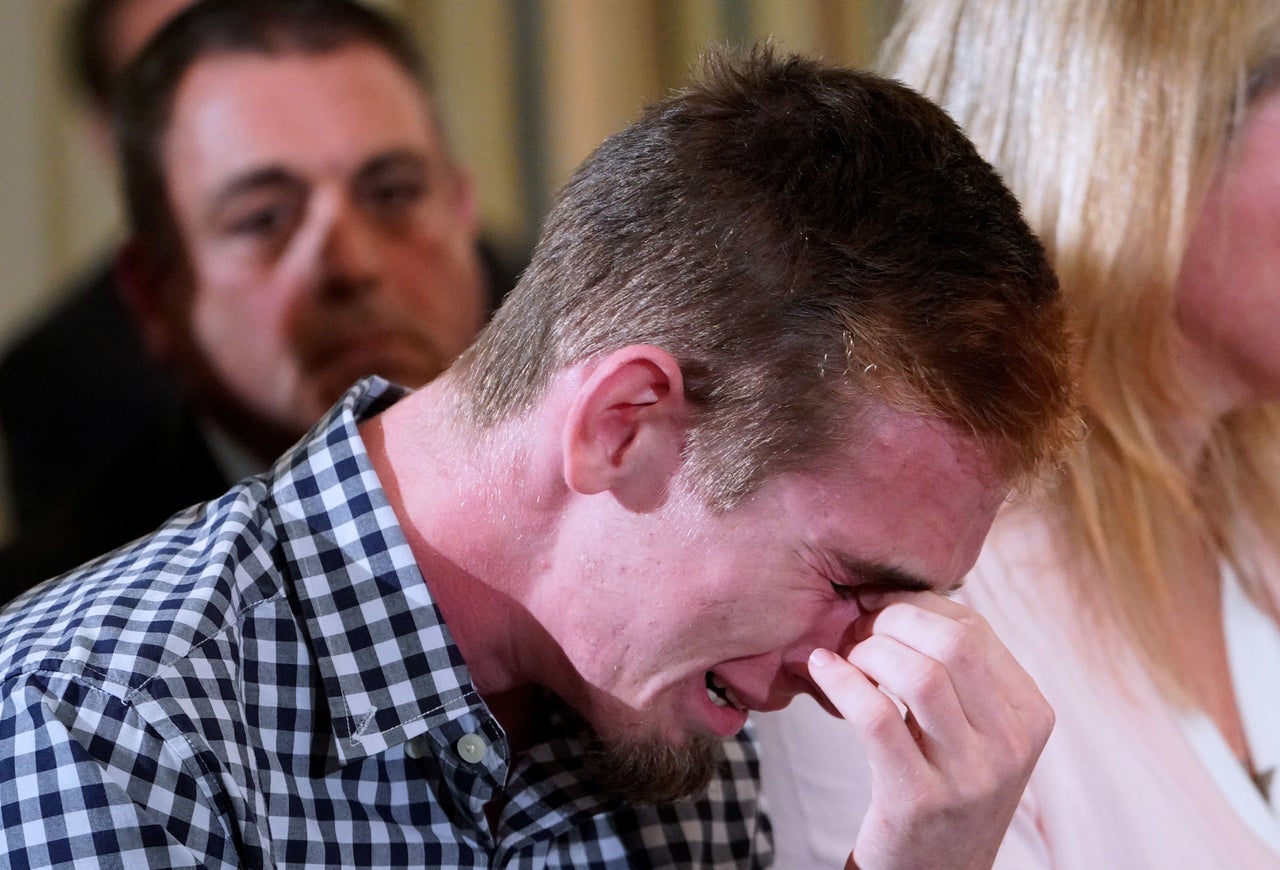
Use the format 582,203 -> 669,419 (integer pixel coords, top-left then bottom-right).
809,648 -> 840,669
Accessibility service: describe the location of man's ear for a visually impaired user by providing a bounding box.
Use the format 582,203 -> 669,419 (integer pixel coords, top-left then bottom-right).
115,237 -> 182,366
562,345 -> 689,512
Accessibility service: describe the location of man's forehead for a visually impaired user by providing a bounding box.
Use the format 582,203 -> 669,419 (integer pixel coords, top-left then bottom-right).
168,42 -> 434,134
164,44 -> 440,188
784,406 -> 1010,586
816,400 -> 976,469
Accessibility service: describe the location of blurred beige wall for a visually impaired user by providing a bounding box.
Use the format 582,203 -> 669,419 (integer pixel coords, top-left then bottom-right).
0,0 -> 898,350
1,0 -> 112,340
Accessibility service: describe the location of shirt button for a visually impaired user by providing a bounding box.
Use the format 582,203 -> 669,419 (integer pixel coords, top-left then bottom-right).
456,733 -> 487,764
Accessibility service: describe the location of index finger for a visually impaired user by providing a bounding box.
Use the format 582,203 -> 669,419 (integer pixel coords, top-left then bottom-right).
852,593 -> 1046,733
848,587 -> 963,648
807,647 -> 931,784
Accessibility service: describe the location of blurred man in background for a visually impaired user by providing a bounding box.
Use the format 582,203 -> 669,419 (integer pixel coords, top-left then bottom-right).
0,0 -> 515,596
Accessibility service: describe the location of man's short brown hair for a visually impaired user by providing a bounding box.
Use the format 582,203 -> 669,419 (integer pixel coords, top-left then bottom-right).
456,46 -> 1077,507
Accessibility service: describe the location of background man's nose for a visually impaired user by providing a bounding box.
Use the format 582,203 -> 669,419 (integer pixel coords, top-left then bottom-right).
317,202 -> 381,298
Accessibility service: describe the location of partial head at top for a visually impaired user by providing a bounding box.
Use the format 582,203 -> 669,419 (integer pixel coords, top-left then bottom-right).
68,0 -> 194,112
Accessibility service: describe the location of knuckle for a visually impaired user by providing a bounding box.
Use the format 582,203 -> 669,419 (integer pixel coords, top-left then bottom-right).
1014,684 -> 1056,744
989,710 -> 1051,773
1032,697 -> 1056,740
934,621 -> 980,665
904,658 -> 950,701
953,605 -> 992,634
854,694 -> 907,740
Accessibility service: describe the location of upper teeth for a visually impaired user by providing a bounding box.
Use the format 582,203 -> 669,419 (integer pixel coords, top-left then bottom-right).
706,672 -> 742,709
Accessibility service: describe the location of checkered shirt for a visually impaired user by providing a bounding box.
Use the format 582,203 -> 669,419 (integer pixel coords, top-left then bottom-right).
0,377 -> 772,869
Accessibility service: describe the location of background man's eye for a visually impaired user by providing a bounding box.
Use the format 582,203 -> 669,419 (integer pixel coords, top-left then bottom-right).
367,180 -> 427,213
233,208 -> 285,235
229,202 -> 298,238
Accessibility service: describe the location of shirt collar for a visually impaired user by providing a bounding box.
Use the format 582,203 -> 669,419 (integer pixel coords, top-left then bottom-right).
267,376 -> 492,768
258,378 -> 640,833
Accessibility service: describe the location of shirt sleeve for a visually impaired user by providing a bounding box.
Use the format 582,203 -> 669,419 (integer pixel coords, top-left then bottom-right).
0,671 -> 239,869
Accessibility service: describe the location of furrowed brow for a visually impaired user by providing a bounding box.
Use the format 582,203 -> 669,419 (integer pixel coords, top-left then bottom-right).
835,555 -> 953,596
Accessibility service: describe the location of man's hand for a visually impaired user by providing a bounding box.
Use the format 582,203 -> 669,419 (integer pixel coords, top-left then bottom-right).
807,590 -> 1052,870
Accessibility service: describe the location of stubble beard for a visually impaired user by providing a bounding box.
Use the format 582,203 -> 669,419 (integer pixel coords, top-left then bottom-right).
585,730 -> 722,805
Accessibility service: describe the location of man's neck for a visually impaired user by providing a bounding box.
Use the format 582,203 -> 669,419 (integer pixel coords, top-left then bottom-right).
358,380 -> 565,744
483,684 -> 547,753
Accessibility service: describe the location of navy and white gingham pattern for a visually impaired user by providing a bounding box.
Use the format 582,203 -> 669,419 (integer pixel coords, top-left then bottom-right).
0,377 -> 772,868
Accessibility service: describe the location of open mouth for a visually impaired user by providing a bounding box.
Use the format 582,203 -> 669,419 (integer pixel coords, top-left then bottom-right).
705,671 -> 747,711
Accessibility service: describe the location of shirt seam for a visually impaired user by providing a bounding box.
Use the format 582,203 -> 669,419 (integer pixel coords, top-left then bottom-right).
123,587 -> 290,704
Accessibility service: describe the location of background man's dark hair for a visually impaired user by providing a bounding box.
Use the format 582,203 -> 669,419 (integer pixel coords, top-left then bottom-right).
114,0 -> 431,275
68,0 -> 131,107
456,45 -> 1077,507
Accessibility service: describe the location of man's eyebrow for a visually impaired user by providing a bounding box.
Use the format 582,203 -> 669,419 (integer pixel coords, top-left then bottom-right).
206,166 -> 302,218
356,149 -> 430,180
835,555 -> 954,595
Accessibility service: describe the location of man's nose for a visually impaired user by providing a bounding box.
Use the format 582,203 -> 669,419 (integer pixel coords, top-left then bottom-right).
318,199 -> 380,295
765,612 -> 860,711
276,189 -> 379,301
802,606 -> 861,660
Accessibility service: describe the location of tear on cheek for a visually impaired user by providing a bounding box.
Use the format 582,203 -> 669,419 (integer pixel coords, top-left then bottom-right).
881,687 -> 909,722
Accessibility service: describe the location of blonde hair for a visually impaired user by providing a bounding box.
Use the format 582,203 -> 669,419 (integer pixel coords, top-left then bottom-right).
880,0 -> 1280,705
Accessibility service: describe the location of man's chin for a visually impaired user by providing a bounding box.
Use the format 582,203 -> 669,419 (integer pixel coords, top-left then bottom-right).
585,731 -> 721,805
321,347 -> 448,396
300,346 -> 447,412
